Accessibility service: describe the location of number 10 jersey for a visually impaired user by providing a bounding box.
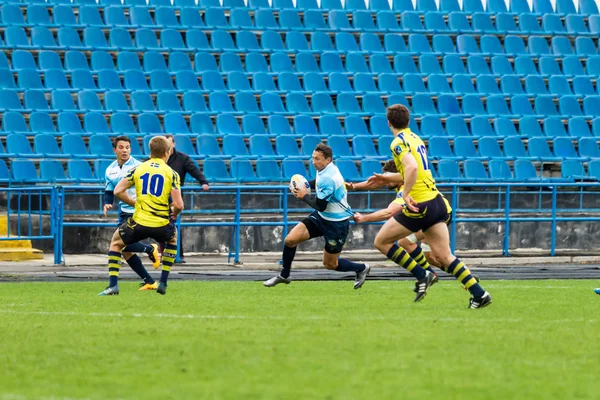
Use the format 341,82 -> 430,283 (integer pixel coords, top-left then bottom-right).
126,158 -> 181,228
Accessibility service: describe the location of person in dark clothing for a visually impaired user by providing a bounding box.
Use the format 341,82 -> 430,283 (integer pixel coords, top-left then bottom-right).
164,135 -> 210,262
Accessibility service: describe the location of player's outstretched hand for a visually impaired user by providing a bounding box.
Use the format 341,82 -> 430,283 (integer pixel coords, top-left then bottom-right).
353,212 -> 364,224
367,173 -> 389,187
103,204 -> 112,217
403,194 -> 419,213
345,182 -> 355,191
202,184 -> 210,191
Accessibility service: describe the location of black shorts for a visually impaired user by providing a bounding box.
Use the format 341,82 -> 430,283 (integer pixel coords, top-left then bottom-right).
302,211 -> 349,254
118,217 -> 176,246
393,194 -> 449,233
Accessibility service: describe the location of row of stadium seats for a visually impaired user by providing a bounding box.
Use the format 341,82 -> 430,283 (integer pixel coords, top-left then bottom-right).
3,5 -> 600,36
2,0 -> 598,16
5,52 -> 600,81
2,25 -> 600,56
2,89 -> 600,119
3,69 -> 600,98
2,132 -> 599,162
0,0 -> 592,15
4,157 -> 600,184
4,112 -> 600,139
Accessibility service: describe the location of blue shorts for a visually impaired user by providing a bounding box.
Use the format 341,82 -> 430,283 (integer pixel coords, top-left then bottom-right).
118,211 -> 132,225
302,211 -> 350,254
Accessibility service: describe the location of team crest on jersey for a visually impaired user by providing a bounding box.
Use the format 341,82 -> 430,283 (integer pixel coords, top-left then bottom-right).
393,145 -> 402,156
328,239 -> 337,247
150,162 -> 160,168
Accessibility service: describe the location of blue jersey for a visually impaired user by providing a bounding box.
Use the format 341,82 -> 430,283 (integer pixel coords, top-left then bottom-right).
105,157 -> 141,214
315,162 -> 352,222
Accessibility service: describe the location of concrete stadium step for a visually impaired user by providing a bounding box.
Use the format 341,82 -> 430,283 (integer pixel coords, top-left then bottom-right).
0,216 -> 44,261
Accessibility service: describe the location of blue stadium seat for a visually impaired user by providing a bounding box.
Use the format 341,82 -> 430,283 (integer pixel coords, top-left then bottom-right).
543,117 -> 568,138
489,159 -> 514,181
282,158 -> 309,179
515,57 -> 539,75
448,13 -> 473,33
470,116 -> 494,137
578,137 -> 600,158
336,160 -> 361,181
138,113 -> 163,134
464,160 -> 490,181
34,134 -> 63,158
504,136 -> 531,159
353,136 -> 382,158
437,160 -> 463,181
295,52 -> 319,73
220,52 -> 244,73
56,112 -> 83,136
561,160 -> 586,180
203,159 -> 233,182
446,116 -> 470,136
294,115 -> 319,136
249,135 -> 278,159
68,160 -> 96,183
549,76 -> 573,96
491,55 -> 516,76
11,160 -> 40,183
329,135 -> 359,159
429,137 -> 459,160
559,96 -> 583,117
520,117 -> 544,137
511,95 -> 536,117
2,112 -> 29,135
572,77 -> 595,96
487,95 -> 512,117
501,76 -> 525,95
279,10 -> 304,31
589,160 -> 600,180
476,75 -> 501,95
454,137 -> 484,159
514,160 -> 542,181
567,117 -> 593,138
354,11 -> 378,32
564,55 -> 588,76
496,13 -> 518,33
230,159 -> 258,182
30,112 -> 56,134
476,137 -> 508,160
84,112 -> 111,135
7,134 -> 37,157
276,136 -> 301,158
583,96 -> 600,115
216,114 -> 242,135
256,159 -> 283,181
40,160 -> 69,182
360,158 -> 382,178
319,115 -> 344,136
197,135 -> 225,158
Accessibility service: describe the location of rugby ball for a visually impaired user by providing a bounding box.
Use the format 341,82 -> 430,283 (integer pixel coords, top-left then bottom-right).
289,174 -> 311,194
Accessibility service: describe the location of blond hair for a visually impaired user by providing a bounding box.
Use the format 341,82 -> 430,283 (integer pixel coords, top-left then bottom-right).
149,136 -> 171,158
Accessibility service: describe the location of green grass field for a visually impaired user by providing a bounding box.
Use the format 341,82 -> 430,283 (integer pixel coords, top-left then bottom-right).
0,280 -> 598,400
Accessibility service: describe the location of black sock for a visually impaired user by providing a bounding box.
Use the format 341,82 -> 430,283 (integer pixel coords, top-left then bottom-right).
123,242 -> 153,254
280,245 -> 296,279
126,254 -> 154,284
336,258 -> 366,273
386,244 -> 426,280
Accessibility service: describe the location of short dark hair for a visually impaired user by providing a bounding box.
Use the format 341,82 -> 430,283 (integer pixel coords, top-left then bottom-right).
382,159 -> 397,173
386,104 -> 410,130
112,135 -> 131,148
314,143 -> 333,159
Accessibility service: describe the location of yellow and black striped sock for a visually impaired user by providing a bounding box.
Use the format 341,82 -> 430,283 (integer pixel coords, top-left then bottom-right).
386,244 -> 426,279
108,250 -> 121,287
447,258 -> 485,297
409,246 -> 436,275
160,243 -> 177,284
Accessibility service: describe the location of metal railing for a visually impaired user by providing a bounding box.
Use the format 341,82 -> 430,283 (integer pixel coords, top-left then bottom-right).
1,183 -> 598,264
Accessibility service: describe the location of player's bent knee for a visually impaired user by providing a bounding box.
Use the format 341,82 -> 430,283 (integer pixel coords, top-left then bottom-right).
122,252 -> 133,260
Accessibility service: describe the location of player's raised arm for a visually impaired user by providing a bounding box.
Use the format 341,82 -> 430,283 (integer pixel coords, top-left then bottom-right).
114,177 -> 135,207
355,200 -> 403,224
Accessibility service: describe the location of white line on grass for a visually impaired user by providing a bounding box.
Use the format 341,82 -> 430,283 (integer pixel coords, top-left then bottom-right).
0,309 -> 596,324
